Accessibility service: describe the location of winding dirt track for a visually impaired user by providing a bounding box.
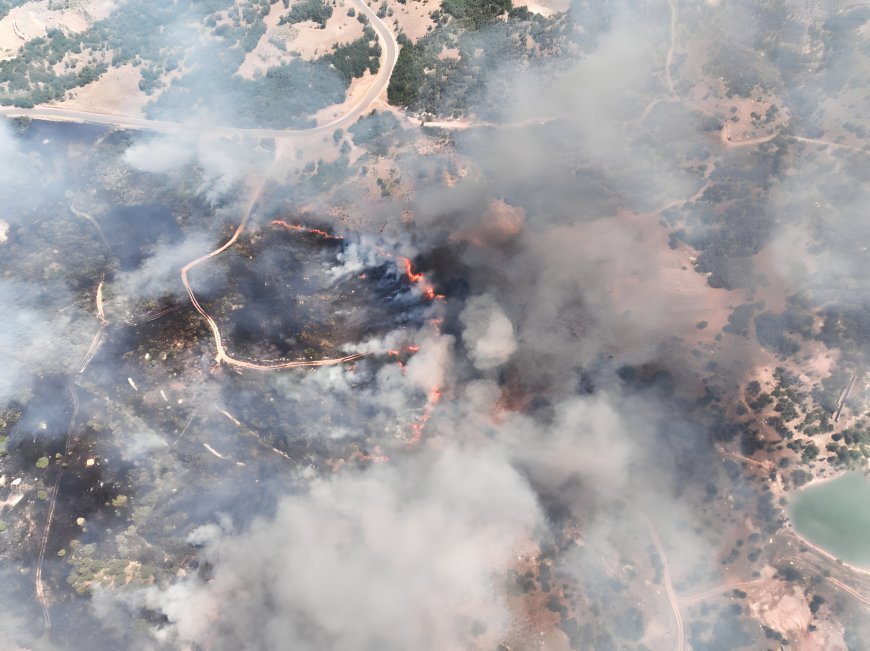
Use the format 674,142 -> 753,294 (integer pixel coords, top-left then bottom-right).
665,0 -> 677,96
176,0 -> 401,371
179,178 -> 365,370
637,512 -> 686,651
35,352 -> 93,629
786,554 -> 870,609
679,577 -> 765,606
0,0 -> 397,139
827,576 -> 870,607
31,4 -> 396,626
34,385 -> 77,629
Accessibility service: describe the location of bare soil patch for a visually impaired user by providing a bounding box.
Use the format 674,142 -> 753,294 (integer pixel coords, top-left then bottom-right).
513,0 -> 569,17
238,0 -> 364,79
52,64 -> 149,116
311,69 -> 377,126
0,0 -> 115,60
383,0 -> 434,42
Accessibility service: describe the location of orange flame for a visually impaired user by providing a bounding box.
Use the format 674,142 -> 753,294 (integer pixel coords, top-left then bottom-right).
407,388 -> 443,447
422,286 -> 445,301
387,345 -> 421,361
400,257 -> 424,283
271,220 -> 342,240
399,257 -> 444,301
353,446 -> 390,464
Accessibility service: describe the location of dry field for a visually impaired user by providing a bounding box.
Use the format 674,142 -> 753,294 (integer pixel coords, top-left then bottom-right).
0,0 -> 115,60
53,63 -> 150,115
238,0 -> 365,79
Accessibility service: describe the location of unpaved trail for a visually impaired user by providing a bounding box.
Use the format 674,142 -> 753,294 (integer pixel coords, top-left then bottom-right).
179,177 -> 365,371
680,577 -> 766,606
793,135 -> 867,153
827,577 -> 870,608
26,16 -> 396,615
639,513 -> 686,651
720,122 -> 777,148
34,383 -> 79,629
665,0 -> 677,96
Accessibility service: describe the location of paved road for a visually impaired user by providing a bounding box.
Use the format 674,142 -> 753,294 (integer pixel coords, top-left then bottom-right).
0,0 -> 398,139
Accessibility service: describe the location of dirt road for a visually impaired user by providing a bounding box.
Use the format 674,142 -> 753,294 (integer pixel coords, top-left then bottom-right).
639,514 -> 686,651
180,177 -> 365,370
29,4 -> 396,619
679,577 -> 766,606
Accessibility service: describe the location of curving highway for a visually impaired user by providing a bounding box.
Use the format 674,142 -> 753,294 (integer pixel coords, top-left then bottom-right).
0,0 -> 398,139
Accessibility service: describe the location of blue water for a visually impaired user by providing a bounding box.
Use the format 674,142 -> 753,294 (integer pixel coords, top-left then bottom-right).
790,473 -> 870,567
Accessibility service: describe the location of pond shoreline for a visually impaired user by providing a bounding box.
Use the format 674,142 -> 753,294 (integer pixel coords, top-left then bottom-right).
786,471 -> 870,574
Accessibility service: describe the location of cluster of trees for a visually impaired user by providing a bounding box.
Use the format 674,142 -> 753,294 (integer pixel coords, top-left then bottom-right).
146,56 -> 345,128
0,0 -> 280,108
386,34 -> 424,107
0,25 -> 111,106
723,301 -> 764,337
143,12 -> 382,127
0,0 -> 26,20
671,137 -> 795,291
440,0 -> 512,29
279,0 -> 333,28
3,0 -> 387,126
387,2 -> 569,114
324,27 -> 381,82
349,109 -> 405,156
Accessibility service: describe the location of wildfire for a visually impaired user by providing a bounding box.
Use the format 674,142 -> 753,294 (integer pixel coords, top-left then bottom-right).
386,344 -> 426,373
423,286 -> 443,301
388,350 -> 406,373
387,345 -> 420,358
400,256 -> 424,283
408,388 -> 443,447
384,344 -> 445,447
399,256 -> 444,301
271,219 -> 343,240
353,446 -> 391,464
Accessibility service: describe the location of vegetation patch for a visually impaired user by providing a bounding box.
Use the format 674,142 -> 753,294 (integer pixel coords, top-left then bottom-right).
279,0 -> 334,29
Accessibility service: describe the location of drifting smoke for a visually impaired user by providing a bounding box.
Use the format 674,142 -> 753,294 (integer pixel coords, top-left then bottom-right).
460,294 -> 517,370
124,132 -> 270,203
79,5 -> 730,647
767,151 -> 870,307
110,447 -> 543,650
111,232 -> 217,303
2,0 -> 868,647
123,135 -> 195,175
